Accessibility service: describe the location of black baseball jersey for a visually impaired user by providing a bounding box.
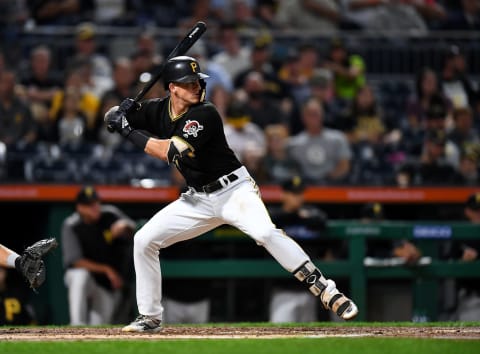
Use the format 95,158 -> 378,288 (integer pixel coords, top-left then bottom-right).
62,205 -> 133,291
0,271 -> 35,325
127,98 -> 242,190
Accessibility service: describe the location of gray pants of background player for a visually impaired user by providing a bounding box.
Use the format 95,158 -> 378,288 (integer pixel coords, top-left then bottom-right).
132,166 -> 312,320
65,268 -> 120,325
163,297 -> 210,324
456,289 -> 480,321
269,289 -> 318,323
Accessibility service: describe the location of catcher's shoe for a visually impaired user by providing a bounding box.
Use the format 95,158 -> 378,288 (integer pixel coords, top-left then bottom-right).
320,279 -> 358,321
122,315 -> 162,333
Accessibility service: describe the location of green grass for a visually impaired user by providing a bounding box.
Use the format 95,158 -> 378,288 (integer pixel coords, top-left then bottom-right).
1,338 -> 480,354
1,322 -> 480,354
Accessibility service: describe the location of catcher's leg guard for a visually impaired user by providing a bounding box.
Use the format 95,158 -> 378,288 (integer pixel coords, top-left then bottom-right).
293,261 -> 358,320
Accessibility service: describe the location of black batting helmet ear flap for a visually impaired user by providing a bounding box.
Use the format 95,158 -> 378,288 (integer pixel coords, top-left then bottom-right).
163,56 -> 209,90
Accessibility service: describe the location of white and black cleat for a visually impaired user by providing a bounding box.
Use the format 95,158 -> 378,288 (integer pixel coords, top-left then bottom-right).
321,279 -> 359,321
122,315 -> 162,333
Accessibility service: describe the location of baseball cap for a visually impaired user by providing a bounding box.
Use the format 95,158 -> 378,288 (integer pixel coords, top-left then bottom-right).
310,68 -> 333,88
466,193 -> 480,211
76,22 -> 96,41
425,129 -> 447,145
282,176 -> 305,194
225,100 -> 251,128
361,202 -> 384,220
253,31 -> 273,50
76,185 -> 100,205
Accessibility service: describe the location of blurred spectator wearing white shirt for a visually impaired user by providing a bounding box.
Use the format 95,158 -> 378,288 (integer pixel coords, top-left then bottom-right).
288,97 -> 352,184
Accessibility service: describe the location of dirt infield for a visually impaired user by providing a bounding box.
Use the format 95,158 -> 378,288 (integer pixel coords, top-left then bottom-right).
1,325 -> 480,341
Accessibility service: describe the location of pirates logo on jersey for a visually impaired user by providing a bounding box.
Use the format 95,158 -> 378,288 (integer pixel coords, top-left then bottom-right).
183,120 -> 204,138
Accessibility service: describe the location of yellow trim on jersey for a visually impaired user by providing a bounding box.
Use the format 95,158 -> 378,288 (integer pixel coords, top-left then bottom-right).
168,98 -> 189,122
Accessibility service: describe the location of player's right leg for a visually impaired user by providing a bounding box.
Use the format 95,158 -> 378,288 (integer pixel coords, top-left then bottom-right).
122,196 -> 222,332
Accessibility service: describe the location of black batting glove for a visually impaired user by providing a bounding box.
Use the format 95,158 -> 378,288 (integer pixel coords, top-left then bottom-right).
104,98 -> 140,136
118,98 -> 140,114
105,106 -> 131,136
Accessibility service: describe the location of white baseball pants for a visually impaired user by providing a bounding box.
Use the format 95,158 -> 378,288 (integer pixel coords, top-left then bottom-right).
133,166 -> 310,319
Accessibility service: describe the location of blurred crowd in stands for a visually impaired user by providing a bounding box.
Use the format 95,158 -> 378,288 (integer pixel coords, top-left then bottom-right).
0,0 -> 479,187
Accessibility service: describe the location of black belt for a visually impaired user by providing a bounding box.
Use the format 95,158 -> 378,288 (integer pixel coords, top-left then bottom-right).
199,173 -> 238,193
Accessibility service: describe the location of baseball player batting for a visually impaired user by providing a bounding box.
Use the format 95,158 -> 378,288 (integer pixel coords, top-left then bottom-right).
105,56 -> 358,332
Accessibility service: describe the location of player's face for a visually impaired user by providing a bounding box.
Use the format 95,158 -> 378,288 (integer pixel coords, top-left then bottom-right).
77,201 -> 101,224
283,191 -> 304,211
172,80 -> 202,105
466,207 -> 480,223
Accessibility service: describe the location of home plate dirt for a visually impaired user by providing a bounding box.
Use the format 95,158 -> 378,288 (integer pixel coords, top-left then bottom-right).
1,326 -> 480,341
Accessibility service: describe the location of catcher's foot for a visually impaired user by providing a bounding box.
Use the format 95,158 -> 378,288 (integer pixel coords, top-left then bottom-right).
122,315 -> 162,333
320,279 -> 358,321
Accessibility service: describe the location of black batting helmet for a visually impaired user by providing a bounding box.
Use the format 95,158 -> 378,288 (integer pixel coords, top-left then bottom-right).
163,56 -> 209,90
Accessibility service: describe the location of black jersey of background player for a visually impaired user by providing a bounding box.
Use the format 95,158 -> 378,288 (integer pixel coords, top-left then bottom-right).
0,289 -> 35,325
65,206 -> 132,291
127,98 -> 242,189
0,268 -> 35,325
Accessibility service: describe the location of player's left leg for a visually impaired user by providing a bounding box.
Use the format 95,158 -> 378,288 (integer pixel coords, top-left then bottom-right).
220,179 -> 358,321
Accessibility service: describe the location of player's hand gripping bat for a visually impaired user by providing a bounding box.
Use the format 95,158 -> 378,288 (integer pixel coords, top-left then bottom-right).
107,21 -> 207,132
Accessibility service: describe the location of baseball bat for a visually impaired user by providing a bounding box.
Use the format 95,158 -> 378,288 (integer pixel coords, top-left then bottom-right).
133,21 -> 207,103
